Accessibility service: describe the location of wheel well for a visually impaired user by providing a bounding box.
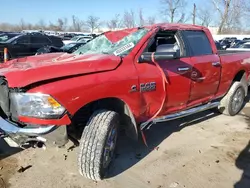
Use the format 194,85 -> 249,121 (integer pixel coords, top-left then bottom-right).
69,98 -> 138,141
233,70 -> 245,82
232,70 -> 248,96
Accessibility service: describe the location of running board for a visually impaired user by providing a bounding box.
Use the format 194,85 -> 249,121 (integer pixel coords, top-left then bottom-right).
140,102 -> 220,130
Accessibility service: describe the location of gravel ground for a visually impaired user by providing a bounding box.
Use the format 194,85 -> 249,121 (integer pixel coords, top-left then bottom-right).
0,104 -> 250,188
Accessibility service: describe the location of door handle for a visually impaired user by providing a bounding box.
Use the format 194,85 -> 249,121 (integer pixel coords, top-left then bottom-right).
212,62 -> 221,67
191,77 -> 206,82
177,67 -> 190,72
195,77 -> 206,82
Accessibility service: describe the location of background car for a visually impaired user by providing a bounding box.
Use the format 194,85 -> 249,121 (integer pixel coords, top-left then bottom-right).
220,40 -> 232,49
63,35 -> 93,44
227,42 -> 250,51
0,32 -> 21,42
230,40 -> 249,48
61,33 -> 75,41
215,40 -> 222,50
36,42 -> 86,55
0,32 -> 63,62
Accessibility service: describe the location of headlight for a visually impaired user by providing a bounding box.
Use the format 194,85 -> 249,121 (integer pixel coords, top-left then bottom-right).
10,93 -> 65,119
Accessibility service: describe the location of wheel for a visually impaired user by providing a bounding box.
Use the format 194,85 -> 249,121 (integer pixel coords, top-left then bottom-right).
78,110 -> 119,181
218,81 -> 246,116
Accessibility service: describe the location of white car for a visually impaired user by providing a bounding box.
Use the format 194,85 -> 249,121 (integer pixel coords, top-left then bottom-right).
227,42 -> 250,51
63,36 -> 93,44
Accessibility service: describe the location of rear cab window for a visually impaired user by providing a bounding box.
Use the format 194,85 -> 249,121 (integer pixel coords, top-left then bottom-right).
182,31 -> 213,56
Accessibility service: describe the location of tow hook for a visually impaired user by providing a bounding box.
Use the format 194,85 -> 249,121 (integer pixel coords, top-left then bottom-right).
20,141 -> 46,150
34,142 -> 46,149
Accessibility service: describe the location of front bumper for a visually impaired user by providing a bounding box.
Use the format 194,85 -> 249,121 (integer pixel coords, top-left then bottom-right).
0,117 -> 56,135
0,117 -> 68,147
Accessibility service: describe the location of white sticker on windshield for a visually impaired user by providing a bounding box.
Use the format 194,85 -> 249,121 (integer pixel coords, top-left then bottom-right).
113,42 -> 135,56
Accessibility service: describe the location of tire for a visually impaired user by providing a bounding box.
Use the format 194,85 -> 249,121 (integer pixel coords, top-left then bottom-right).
218,81 -> 246,116
78,110 -> 119,181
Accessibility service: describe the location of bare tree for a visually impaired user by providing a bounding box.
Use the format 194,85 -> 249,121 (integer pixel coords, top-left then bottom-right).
161,0 -> 187,23
107,14 -> 121,30
225,0 -> 248,30
212,0 -> 231,34
147,16 -> 156,25
139,9 -> 145,27
85,15 -> 101,33
192,3 -> 196,25
197,7 -> 213,27
123,10 -> 136,28
211,0 -> 250,34
46,22 -> 57,31
37,19 -> 47,30
19,19 -> 27,31
57,18 -> 68,31
71,15 -> 84,32
0,23 -> 15,31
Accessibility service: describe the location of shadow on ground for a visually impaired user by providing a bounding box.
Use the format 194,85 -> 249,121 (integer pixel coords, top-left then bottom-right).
0,138 -> 22,160
234,92 -> 250,188
107,109 -> 220,178
234,140 -> 250,188
108,89 -> 250,178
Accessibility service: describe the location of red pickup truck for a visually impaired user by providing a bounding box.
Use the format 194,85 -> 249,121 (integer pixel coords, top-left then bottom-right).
0,24 -> 250,180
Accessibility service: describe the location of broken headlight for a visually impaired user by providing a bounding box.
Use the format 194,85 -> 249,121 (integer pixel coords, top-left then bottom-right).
10,93 -> 65,119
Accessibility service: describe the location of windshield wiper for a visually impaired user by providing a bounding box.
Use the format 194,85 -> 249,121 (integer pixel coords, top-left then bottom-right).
101,51 -> 110,54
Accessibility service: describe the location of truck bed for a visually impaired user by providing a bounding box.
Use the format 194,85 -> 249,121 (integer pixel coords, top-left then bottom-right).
218,50 -> 250,55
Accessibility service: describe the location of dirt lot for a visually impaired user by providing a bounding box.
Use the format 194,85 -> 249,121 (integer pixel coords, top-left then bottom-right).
1,105 -> 250,188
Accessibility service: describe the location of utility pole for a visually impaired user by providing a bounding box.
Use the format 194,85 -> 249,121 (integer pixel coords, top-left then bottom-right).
193,3 -> 196,25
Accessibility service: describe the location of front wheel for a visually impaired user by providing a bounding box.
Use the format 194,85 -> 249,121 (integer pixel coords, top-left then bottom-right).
78,110 -> 119,181
218,81 -> 246,116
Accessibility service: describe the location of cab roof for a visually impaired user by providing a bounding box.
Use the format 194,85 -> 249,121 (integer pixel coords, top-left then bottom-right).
104,23 -> 206,43
147,23 -> 206,31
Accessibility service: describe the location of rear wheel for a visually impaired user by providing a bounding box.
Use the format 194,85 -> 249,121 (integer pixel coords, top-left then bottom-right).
78,110 -> 119,181
218,81 -> 246,116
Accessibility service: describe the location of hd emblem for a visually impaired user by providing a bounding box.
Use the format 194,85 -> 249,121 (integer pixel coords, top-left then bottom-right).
130,82 -> 156,93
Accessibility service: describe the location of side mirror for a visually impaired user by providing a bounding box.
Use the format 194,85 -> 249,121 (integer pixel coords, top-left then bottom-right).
138,51 -> 178,63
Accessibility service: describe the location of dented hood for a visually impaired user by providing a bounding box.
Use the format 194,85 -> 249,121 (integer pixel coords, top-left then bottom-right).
0,53 -> 121,87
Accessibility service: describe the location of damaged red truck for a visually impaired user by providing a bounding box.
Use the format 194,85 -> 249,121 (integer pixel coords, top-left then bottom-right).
1,23 -> 250,180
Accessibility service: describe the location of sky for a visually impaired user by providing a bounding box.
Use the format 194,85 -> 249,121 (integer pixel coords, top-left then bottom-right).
0,0 -> 202,25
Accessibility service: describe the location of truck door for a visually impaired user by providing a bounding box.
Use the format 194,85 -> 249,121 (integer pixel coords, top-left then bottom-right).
182,30 -> 221,106
134,30 -> 192,117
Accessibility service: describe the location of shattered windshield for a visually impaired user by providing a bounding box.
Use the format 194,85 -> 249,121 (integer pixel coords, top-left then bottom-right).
73,28 -> 149,56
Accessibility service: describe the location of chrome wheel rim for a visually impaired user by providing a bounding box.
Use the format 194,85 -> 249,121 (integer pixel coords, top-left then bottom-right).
232,88 -> 244,113
103,125 -> 117,169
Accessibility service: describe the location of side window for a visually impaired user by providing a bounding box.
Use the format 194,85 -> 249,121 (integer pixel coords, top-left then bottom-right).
183,31 -> 213,56
31,36 -> 50,44
144,31 -> 183,57
16,36 -> 30,44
